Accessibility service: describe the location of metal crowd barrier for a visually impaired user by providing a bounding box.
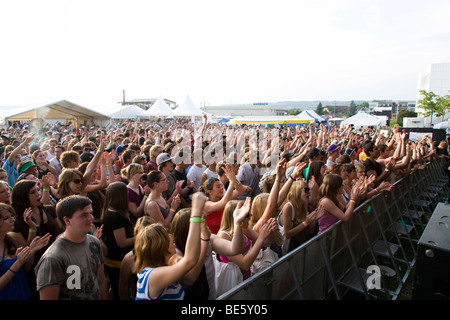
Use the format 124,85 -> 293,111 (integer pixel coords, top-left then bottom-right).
218,158 -> 448,300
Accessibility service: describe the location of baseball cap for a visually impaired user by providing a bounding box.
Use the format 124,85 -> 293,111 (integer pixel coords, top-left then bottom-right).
18,160 -> 36,174
80,152 -> 94,163
116,144 -> 128,155
327,144 -> 339,153
331,140 -> 339,146
307,147 -> 321,159
345,148 -> 355,155
156,153 -> 173,166
1,133 -> 11,140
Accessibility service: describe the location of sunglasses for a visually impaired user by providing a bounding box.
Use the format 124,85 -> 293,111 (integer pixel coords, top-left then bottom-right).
72,179 -> 83,184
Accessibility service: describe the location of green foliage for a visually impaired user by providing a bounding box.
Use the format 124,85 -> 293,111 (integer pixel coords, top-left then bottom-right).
347,100 -> 357,117
316,102 -> 324,115
417,90 -> 438,123
289,108 -> 301,116
436,91 -> 450,122
396,109 -> 418,126
358,102 -> 369,110
417,90 -> 450,123
389,119 -> 399,127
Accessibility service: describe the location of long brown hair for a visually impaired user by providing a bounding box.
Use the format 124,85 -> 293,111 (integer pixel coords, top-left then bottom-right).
318,174 -> 342,207
101,181 -> 129,221
0,204 -> 17,256
170,208 -> 191,254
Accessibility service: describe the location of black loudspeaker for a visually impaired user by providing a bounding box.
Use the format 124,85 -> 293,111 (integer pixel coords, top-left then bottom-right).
412,203 -> 450,300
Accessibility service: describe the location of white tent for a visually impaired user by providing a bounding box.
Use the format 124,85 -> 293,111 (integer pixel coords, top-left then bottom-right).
0,100 -> 110,127
340,112 -> 383,129
143,95 -> 173,117
297,110 -> 327,123
107,104 -> 147,120
170,95 -> 204,117
433,120 -> 450,129
170,95 -> 204,122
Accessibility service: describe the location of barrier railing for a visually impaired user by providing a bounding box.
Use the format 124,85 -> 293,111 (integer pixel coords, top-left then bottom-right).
218,158 -> 448,300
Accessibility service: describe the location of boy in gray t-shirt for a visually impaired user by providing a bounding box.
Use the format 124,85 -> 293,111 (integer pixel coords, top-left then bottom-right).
35,195 -> 107,300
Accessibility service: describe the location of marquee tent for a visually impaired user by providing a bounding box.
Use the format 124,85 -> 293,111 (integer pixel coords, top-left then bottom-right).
0,100 -> 110,127
297,110 -> 327,123
170,95 -> 204,117
143,95 -> 173,117
170,95 -> 205,122
108,104 -> 147,120
340,112 -> 383,129
433,120 -> 450,129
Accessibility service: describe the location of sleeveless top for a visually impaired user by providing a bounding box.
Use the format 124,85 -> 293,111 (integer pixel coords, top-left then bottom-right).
136,267 -> 184,300
145,199 -> 170,220
127,185 -> 145,225
219,232 -> 252,280
284,202 -> 308,252
0,256 -> 31,300
206,208 -> 224,235
318,197 -> 339,234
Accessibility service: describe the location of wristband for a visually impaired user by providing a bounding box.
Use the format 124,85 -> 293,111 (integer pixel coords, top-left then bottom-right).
144,195 -> 148,199
8,268 -> 17,274
201,238 -> 210,242
289,175 -> 295,181
350,199 -> 357,204
190,217 -> 202,223
29,229 -> 37,233
43,188 -> 50,192
97,149 -> 103,154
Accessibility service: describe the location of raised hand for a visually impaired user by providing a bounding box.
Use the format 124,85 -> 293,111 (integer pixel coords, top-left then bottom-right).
29,233 -> 52,252
23,207 -> 37,230
233,197 -> 251,226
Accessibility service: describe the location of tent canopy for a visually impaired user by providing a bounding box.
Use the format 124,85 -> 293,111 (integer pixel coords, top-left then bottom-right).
297,110 -> 327,123
143,95 -> 173,117
0,100 -> 110,127
170,95 -> 203,117
108,104 -> 147,119
433,120 -> 450,129
340,112 -> 383,129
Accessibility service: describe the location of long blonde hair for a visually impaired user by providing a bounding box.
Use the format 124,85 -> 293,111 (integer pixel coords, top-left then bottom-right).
286,181 -> 308,221
249,193 -> 284,246
218,200 -> 241,238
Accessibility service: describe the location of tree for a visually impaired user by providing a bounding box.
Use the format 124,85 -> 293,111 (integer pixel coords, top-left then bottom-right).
416,90 -> 438,124
316,102 -> 324,115
347,100 -> 357,117
396,109 -> 417,126
436,91 -> 450,122
358,102 -> 369,111
289,108 -> 301,116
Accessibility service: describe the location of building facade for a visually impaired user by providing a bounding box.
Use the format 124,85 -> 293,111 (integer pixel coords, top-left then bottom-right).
416,63 -> 450,121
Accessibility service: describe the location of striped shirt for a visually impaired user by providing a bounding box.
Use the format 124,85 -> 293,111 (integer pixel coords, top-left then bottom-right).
136,267 -> 184,300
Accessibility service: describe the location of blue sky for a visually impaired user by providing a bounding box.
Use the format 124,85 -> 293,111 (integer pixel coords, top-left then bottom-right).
0,0 -> 449,112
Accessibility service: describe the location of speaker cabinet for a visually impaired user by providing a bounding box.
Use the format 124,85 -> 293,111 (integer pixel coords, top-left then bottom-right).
412,203 -> 450,300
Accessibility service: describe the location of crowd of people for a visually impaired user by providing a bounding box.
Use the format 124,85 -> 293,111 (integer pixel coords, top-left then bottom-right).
0,115 -> 449,300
